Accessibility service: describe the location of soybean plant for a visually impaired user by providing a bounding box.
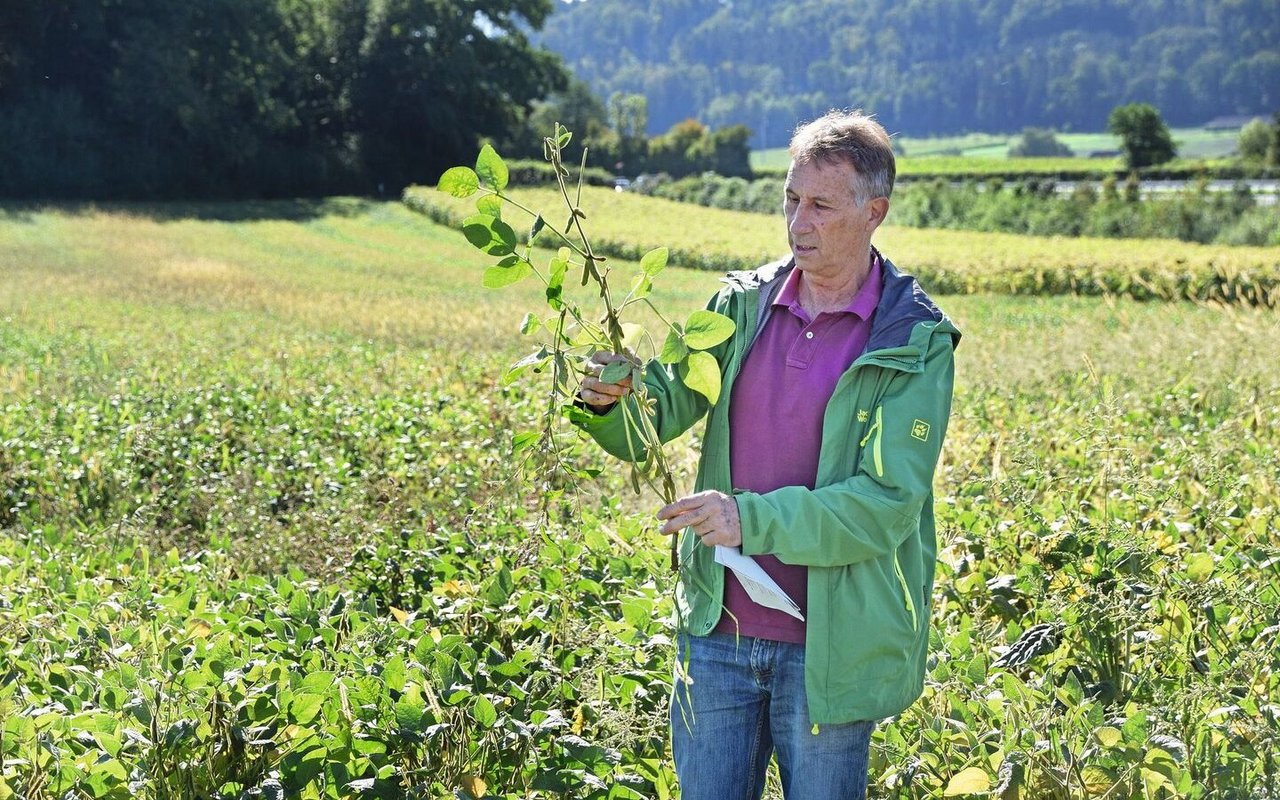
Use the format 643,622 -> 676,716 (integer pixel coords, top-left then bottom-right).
437,126 -> 734,570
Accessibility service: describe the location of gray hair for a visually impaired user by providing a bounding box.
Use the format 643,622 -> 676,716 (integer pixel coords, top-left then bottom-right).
789,109 -> 896,204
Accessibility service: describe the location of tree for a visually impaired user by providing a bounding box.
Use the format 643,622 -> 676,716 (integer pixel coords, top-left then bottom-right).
1238,115 -> 1280,165
353,0 -> 568,191
1008,127 -> 1073,157
1107,103 -> 1177,169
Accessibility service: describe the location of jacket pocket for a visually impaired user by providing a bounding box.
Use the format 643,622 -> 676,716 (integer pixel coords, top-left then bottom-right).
893,552 -> 919,632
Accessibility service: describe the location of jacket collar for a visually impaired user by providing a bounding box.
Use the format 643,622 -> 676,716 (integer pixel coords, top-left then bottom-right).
729,248 -> 959,353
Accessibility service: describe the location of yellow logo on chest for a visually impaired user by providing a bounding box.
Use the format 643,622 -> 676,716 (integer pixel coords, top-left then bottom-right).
911,419 -> 931,442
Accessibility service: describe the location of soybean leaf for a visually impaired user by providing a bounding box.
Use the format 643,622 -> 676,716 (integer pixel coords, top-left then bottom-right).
473,696 -> 498,728
382,655 -> 406,694
547,251 -> 568,309
599,361 -> 632,384
290,693 -> 325,725
475,144 -> 509,192
512,431 -> 540,454
476,193 -> 503,219
520,312 -> 540,335
530,215 -> 546,243
630,273 -> 653,300
679,351 -> 722,404
943,766 -> 991,796
683,310 -> 736,350
483,255 -> 533,288
438,167 -> 479,198
503,347 -> 551,386
462,213 -> 517,256
640,247 -> 669,276
658,327 -> 689,364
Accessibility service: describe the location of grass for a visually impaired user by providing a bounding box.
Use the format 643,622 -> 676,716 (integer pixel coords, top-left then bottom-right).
2,201 -> 1278,798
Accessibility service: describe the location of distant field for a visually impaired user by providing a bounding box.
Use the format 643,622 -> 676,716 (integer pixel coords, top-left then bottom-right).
408,184 -> 1280,305
750,126 -> 1245,171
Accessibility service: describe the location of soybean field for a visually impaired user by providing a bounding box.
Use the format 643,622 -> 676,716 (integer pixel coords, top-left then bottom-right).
0,198 -> 1277,798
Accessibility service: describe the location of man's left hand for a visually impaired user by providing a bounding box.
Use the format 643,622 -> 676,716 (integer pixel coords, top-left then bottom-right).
657,490 -> 742,548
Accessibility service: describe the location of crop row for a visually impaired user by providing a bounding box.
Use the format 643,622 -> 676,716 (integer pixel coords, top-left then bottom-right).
406,186 -> 1280,308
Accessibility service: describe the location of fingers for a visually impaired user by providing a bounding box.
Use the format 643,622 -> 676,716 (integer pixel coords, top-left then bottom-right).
579,351 -> 635,410
657,491 -> 742,548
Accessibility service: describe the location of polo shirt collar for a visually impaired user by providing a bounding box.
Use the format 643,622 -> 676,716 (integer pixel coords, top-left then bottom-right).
774,253 -> 883,320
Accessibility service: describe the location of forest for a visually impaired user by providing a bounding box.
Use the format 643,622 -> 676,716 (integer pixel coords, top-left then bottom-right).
537,0 -> 1280,147
0,0 -> 567,199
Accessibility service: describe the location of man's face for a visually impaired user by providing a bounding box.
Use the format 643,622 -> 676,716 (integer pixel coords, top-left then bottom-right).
783,159 -> 881,281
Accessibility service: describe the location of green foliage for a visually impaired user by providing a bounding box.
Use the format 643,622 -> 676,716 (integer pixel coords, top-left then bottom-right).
0,0 -> 569,199
1008,128 -> 1074,158
435,131 -> 736,568
537,0 -> 1280,145
2,201 -> 1280,797
1108,104 -> 1178,169
1237,116 -> 1280,165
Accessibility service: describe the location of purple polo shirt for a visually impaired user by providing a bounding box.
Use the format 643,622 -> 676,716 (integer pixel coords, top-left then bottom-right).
713,258 -> 883,644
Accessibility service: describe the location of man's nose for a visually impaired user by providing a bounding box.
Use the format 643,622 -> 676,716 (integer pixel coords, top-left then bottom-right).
789,205 -> 814,234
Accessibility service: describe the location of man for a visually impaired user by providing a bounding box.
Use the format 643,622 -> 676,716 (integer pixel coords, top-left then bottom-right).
576,110 -> 960,799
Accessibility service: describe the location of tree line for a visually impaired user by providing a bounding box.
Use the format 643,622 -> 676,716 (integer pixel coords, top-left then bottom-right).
0,0 -> 567,199
537,0 -> 1280,147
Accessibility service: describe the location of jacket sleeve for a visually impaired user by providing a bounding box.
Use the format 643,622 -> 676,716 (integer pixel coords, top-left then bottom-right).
735,327 -> 956,567
571,291 -> 735,461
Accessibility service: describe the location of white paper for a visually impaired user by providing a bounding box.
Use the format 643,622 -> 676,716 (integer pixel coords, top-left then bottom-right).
714,546 -> 805,621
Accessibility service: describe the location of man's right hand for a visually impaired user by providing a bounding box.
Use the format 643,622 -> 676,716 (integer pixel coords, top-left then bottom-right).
579,351 -> 634,413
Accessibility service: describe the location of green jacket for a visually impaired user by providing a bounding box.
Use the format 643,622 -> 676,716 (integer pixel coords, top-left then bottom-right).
575,253 -> 960,723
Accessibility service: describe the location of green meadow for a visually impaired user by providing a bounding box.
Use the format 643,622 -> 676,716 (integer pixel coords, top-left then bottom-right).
1,199 -> 1278,798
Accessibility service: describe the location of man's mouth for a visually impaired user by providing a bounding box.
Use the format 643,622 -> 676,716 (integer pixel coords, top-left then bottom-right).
794,244 -> 817,255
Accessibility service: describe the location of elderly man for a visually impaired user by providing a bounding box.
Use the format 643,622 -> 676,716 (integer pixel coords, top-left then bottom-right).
576,110 -> 960,799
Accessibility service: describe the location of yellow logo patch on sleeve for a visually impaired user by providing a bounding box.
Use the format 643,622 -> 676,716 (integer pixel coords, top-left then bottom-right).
911,419 -> 931,442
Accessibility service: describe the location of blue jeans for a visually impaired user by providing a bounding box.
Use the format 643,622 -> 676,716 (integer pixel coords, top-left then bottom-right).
670,633 -> 874,800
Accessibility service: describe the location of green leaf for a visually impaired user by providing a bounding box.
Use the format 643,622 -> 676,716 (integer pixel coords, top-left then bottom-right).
658,327 -> 688,364
630,273 -> 653,300
520,313 -> 540,335
381,655 -> 406,694
640,247 -> 669,276
599,361 -> 632,384
1185,552 -> 1214,582
943,766 -> 991,796
476,193 -> 502,219
503,347 -> 550,386
547,251 -> 568,309
438,167 -> 479,198
683,310 -> 736,350
462,213 -> 517,256
530,215 -> 546,243
512,431 -> 540,454
680,351 -> 722,404
475,144 -> 509,192
1095,726 -> 1124,748
394,694 -> 427,732
301,671 -> 336,695
473,695 -> 498,728
290,693 -> 326,725
483,256 -> 532,288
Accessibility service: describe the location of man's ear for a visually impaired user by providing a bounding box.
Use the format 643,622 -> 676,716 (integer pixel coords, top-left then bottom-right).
864,197 -> 890,230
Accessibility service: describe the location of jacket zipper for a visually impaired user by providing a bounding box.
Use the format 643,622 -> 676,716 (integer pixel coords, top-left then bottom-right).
893,552 -> 919,631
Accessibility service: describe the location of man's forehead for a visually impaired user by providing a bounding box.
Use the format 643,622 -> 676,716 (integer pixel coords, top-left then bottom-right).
785,159 -> 859,193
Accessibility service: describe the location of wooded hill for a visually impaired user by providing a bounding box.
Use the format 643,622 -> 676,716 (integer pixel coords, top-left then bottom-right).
537,0 -> 1280,147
